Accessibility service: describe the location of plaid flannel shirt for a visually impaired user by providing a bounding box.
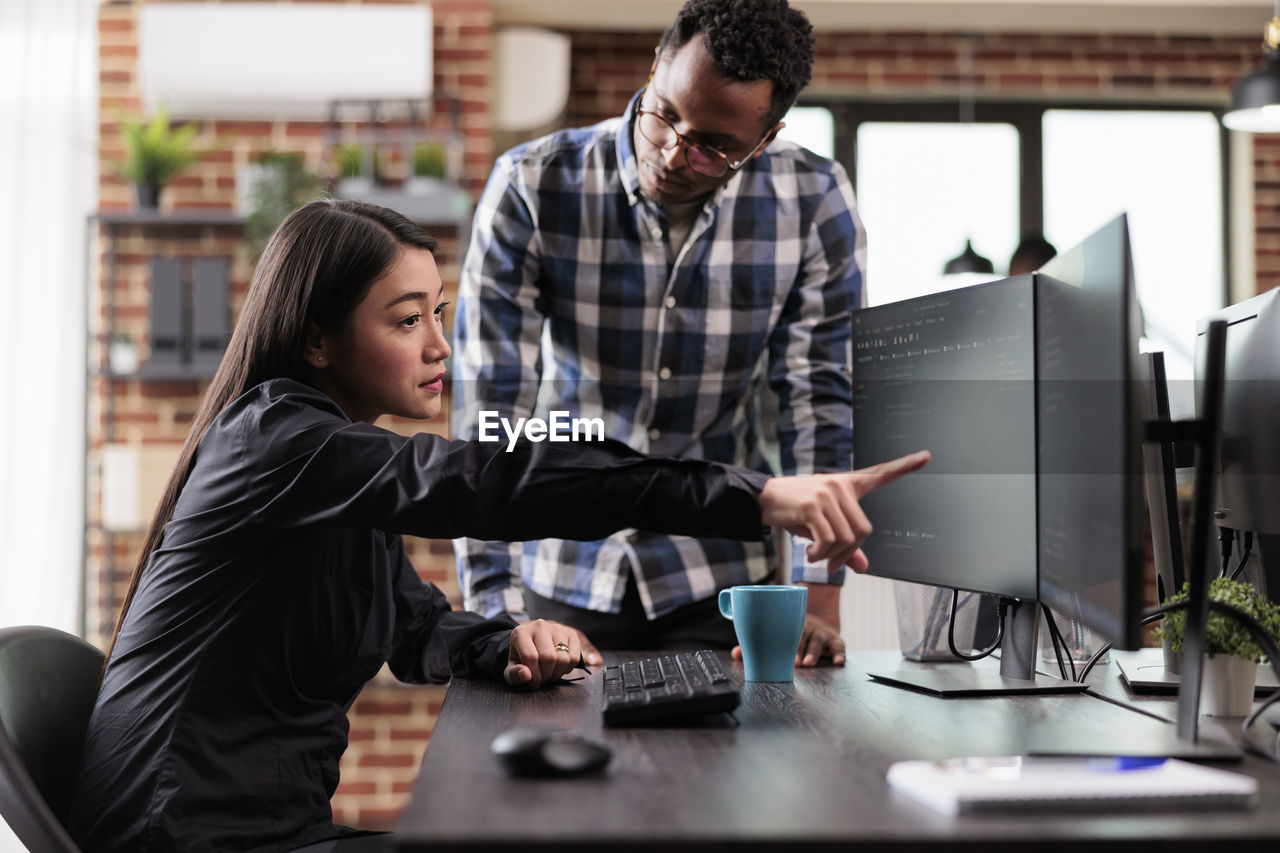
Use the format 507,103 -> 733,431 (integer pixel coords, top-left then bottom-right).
451,92 -> 867,621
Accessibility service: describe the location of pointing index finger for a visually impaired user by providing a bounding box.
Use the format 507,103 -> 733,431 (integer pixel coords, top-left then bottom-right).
852,450 -> 930,498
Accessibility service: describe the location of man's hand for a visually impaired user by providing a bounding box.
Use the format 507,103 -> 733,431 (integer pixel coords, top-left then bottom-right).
795,582 -> 844,666
757,450 -> 930,574
503,619 -> 585,689
730,582 -> 845,667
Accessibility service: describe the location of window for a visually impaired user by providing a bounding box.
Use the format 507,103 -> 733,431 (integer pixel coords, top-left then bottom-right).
1043,109 -> 1224,405
806,100 -> 1227,405
855,122 -> 1018,305
778,105 -> 834,159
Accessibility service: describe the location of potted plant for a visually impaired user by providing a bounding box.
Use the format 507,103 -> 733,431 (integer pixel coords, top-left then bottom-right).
406,140 -> 448,195
243,151 -> 328,262
335,143 -> 379,197
113,106 -> 209,209
1156,576 -> 1280,716
108,332 -> 139,375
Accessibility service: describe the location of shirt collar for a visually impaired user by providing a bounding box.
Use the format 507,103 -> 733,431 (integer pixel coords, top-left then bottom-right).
617,89 -> 645,208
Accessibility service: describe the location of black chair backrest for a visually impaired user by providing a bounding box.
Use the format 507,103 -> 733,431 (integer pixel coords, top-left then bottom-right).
0,625 -> 104,853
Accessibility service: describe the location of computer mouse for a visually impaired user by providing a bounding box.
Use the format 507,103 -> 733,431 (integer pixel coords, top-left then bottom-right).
489,725 -> 612,778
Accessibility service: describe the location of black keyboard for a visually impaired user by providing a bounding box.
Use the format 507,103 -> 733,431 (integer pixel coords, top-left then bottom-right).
602,649 -> 740,725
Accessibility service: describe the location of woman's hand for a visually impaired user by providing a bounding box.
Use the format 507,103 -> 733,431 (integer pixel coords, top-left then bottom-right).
503,618 -> 584,689
758,450 -> 930,574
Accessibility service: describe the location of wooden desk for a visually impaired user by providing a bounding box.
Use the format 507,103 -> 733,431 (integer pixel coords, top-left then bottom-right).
395,650 -> 1280,851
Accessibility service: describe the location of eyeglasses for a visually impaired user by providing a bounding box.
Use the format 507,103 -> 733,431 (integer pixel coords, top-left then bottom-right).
635,86 -> 772,178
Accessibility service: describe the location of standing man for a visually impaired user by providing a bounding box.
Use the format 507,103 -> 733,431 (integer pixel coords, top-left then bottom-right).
452,0 -> 865,668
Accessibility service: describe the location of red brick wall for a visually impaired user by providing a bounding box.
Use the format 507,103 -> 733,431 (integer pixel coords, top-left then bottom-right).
91,7 -> 1277,833
1254,135 -> 1280,290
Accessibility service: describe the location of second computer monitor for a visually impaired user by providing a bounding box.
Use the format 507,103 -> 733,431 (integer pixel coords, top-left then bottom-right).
1197,287 -> 1280,599
1198,287 -> 1280,538
1034,214 -> 1147,651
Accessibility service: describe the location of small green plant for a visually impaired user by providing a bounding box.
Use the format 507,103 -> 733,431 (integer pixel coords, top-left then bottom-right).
244,152 -> 328,262
335,144 -> 381,182
1156,576 -> 1280,663
113,106 -> 208,194
412,141 -> 447,179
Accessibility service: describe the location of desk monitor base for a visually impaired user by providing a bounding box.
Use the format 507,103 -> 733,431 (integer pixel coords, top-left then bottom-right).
868,666 -> 1089,697
1027,718 -> 1243,761
1115,648 -> 1280,695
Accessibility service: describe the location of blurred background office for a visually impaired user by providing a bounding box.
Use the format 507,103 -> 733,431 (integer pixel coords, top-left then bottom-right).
2,0 -> 1278,844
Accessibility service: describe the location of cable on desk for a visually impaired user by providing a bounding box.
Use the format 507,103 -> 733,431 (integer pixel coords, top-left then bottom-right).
1086,684 -> 1187,725
1041,603 -> 1074,682
1056,605 -> 1078,682
1076,603 -> 1180,685
947,590 -> 1004,662
1043,603 -> 1069,680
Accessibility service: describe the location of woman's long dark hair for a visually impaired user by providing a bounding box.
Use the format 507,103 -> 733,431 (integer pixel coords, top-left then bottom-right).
104,199 -> 438,665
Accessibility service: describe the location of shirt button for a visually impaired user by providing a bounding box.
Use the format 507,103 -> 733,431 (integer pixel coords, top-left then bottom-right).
658,367 -> 672,380
649,428 -> 662,441
665,296 -> 677,309
650,226 -> 662,240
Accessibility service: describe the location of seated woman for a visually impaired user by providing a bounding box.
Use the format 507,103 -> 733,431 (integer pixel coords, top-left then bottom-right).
67,199 -> 927,852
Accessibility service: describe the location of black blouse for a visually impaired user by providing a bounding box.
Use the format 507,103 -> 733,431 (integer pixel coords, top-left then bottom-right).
67,379 -> 768,852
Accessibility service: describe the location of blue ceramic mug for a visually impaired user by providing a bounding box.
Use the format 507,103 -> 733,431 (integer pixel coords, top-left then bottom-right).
718,585 -> 808,682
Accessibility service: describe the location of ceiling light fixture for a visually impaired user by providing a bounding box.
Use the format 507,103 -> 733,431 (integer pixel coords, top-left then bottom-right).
1223,4 -> 1280,132
942,34 -> 995,275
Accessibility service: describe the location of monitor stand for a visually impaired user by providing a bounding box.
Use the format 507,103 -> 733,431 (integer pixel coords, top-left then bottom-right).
1115,647 -> 1280,695
868,597 -> 1089,697
1024,716 -> 1242,760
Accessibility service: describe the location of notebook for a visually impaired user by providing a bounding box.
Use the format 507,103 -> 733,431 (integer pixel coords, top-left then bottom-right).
887,756 -> 1258,816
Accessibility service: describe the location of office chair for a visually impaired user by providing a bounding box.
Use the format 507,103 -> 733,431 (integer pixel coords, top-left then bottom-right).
0,625 -> 104,853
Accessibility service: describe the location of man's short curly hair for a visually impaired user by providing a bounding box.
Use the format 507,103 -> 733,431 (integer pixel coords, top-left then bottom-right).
658,0 -> 815,127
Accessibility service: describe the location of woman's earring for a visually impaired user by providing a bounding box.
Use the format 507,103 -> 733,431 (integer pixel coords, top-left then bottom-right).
317,354 -> 325,362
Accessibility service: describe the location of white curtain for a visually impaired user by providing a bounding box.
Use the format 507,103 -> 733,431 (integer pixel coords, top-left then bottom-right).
0,0 -> 98,637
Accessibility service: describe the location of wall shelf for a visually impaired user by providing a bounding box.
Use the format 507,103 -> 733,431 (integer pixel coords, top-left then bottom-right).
90,214 -> 239,386
325,97 -> 473,243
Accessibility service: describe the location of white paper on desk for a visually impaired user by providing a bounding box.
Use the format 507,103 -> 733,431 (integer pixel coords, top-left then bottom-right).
886,756 -> 1258,816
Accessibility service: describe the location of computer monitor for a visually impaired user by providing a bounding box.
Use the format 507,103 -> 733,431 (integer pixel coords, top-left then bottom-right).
854,215 -> 1223,708
856,214 -> 1239,755
1200,288 -> 1280,590
1033,215 -> 1147,652
853,274 -> 1083,696
856,213 -> 1239,756
1114,290 -> 1280,696
854,216 -> 1151,696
